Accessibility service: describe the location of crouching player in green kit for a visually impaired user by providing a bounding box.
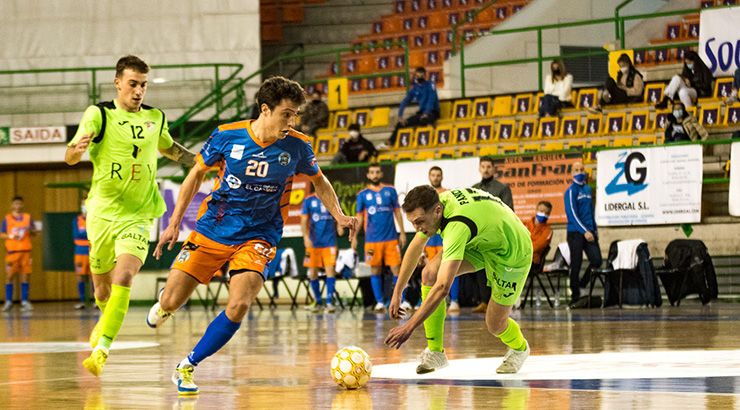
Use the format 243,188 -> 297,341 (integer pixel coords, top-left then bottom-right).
385,185 -> 533,374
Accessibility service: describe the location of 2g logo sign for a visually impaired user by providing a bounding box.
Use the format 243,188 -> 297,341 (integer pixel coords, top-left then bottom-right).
246,160 -> 269,177
605,151 -> 649,196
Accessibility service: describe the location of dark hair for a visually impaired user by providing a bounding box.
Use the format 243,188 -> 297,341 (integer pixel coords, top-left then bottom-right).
415,67 -> 426,74
550,59 -> 566,81
617,53 -> 634,68
671,99 -> 688,118
311,89 -> 322,96
537,201 -> 552,212
368,162 -> 381,171
115,55 -> 149,78
11,196 -> 23,202
479,156 -> 494,165
402,185 -> 440,213
256,76 -> 307,111
348,123 -> 361,131
428,166 -> 442,174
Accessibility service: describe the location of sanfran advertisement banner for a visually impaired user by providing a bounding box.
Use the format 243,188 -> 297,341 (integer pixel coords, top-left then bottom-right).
595,145 -> 703,226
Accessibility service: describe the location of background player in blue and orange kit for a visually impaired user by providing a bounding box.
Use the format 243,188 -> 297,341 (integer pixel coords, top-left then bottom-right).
301,183 -> 344,313
1,196 -> 36,312
72,198 -> 93,310
146,77 -> 358,395
425,166 -> 460,312
352,163 -> 407,313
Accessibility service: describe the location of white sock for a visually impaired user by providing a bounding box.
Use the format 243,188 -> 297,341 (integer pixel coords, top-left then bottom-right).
179,357 -> 194,369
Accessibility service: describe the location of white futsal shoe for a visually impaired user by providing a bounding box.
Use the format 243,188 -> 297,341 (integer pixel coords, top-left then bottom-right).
496,341 -> 530,374
146,288 -> 172,328
373,302 -> 387,313
416,347 -> 449,374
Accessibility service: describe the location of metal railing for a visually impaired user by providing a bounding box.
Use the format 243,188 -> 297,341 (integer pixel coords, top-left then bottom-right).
457,4 -> 740,97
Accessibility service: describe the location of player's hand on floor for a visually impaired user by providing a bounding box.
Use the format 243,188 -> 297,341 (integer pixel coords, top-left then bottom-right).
154,224 -> 180,260
385,325 -> 412,349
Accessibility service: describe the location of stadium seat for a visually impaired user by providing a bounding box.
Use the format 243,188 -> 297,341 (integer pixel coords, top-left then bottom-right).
371,107 -> 390,127
416,150 -> 435,160
459,147 -> 477,157
604,112 -> 627,134
644,83 -> 665,105
568,141 -> 586,154
638,136 -> 658,146
353,109 -> 371,127
377,153 -> 394,162
453,99 -> 473,120
514,94 -> 534,114
544,142 -> 564,152
396,152 -> 415,161
479,146 -> 498,156
454,123 -> 475,144
699,105 -> 722,127
576,89 -> 598,110
315,134 -> 334,155
438,100 -> 454,122
664,23 -> 683,41
686,22 -> 700,38
333,111 -> 352,130
435,125 -> 453,145
724,104 -> 740,125
395,127 -> 415,149
700,0 -> 716,8
522,144 -> 540,153
492,96 -> 513,116
473,98 -> 492,118
613,137 -> 634,148
474,121 -> 496,143
415,126 -> 435,148
518,119 -> 537,140
714,77 -> 734,99
500,145 -> 518,155
538,117 -> 559,138
584,115 -> 602,136
560,116 -> 581,137
496,119 -> 516,142
653,48 -> 671,65
655,110 -> 671,130
629,111 -> 650,133
438,148 -> 456,159
587,140 -> 609,163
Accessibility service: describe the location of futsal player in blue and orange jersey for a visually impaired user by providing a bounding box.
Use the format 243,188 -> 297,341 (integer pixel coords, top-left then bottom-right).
352,163 -> 407,313
301,183 -> 344,313
146,77 -> 358,395
72,198 -> 93,309
1,196 -> 36,312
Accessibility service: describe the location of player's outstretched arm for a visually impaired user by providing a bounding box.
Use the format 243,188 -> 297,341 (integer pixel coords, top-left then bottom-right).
159,141 -> 196,167
393,208 -> 407,250
64,132 -> 94,165
313,173 -> 359,239
385,259 -> 459,349
154,161 -> 209,259
389,233 -> 427,319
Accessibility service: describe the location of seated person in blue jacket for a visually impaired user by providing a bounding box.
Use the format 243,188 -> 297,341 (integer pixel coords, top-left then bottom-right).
380,67 -> 440,149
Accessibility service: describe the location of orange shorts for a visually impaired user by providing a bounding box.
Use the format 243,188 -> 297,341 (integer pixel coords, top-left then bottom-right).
5,251 -> 32,275
74,254 -> 92,275
171,231 -> 276,284
364,240 -> 401,267
425,246 -> 443,261
304,247 -> 337,268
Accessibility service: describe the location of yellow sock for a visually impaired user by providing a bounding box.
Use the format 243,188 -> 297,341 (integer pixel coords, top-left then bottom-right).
421,285 -> 446,352
95,297 -> 107,313
496,317 -> 527,351
98,285 -> 131,350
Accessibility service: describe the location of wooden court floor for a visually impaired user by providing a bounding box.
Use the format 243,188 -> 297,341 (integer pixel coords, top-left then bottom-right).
2,301 -> 740,410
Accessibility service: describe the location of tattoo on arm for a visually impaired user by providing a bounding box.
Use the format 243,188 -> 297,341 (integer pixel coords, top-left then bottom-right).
164,141 -> 196,166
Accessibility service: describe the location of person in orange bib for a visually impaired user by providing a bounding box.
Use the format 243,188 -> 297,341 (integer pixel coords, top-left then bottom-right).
73,199 -> 93,309
1,197 -> 36,312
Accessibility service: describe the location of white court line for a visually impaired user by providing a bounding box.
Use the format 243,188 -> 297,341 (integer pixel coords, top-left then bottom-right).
372,350 -> 740,381
0,341 -> 159,355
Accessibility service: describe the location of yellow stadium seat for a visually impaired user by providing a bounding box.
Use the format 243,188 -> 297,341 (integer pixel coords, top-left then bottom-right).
654,110 -> 671,130
568,141 -> 586,152
713,77 -> 734,99
474,121 -> 496,144
522,144 -> 540,153
638,136 -> 657,146
587,140 -> 609,163
538,118 -> 559,138
686,107 -> 697,118
629,111 -> 650,133
479,146 -> 498,156
452,100 -> 473,120
518,119 -> 537,140
439,101 -> 453,120
415,126 -> 435,148
459,147 -> 477,157
724,103 -> 740,125
454,123 -> 475,144
438,149 -> 456,159
435,125 -> 453,146
500,145 -> 518,155
336,133 -> 348,152
395,128 -> 415,149
514,94 -> 534,114
473,98 -> 492,118
604,112 -> 627,134
377,153 -> 394,162
314,134 -> 334,155
416,150 -> 435,160
492,96 -> 512,117
333,111 -> 352,129
613,137 -> 633,147
644,83 -> 665,105
496,119 -> 517,142
370,107 -> 390,127
395,152 -> 415,161
560,116 -> 581,137
576,89 -> 598,110
699,105 -> 722,127
544,142 -> 564,152
353,109 -> 372,127
584,115 -> 602,136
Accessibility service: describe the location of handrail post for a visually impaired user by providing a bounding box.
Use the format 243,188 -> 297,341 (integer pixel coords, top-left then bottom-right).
90,69 -> 98,104
404,41 -> 410,92
620,18 -> 626,50
537,28 -> 543,91
460,35 -> 466,98
615,0 -> 634,46
215,65 -> 222,120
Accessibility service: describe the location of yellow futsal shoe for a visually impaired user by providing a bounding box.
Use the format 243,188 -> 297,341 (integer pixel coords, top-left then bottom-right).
89,318 -> 104,348
83,348 -> 109,377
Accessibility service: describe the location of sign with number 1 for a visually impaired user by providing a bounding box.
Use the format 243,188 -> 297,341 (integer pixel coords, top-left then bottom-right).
328,78 -> 349,111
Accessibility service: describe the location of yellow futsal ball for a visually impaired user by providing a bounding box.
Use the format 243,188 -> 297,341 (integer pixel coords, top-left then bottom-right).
330,346 -> 372,389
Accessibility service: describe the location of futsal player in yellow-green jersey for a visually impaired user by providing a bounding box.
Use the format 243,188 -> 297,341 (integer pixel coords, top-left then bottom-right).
65,55 -> 195,377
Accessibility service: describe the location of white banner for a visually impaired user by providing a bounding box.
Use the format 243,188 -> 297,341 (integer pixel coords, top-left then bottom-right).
160,179 -> 217,242
730,142 -> 740,216
10,126 -> 66,144
699,7 -> 740,77
595,145 -> 703,226
394,158 -> 481,231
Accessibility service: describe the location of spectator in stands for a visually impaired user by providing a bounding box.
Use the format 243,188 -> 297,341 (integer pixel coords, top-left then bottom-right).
664,100 -> 708,143
332,123 -> 377,164
589,53 -> 644,113
725,67 -> 740,105
656,51 -> 713,109
539,59 -> 573,117
564,162 -> 602,308
522,201 -> 553,267
469,156 -> 514,314
380,67 -> 440,149
299,90 -> 329,137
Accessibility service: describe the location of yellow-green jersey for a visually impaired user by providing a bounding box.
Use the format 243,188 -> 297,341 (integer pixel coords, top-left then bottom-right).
435,188 -> 532,269
69,99 -> 174,221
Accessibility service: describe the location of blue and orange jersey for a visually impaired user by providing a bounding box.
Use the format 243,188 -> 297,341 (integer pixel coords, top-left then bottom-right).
300,194 -> 337,248
195,120 -> 321,246
72,215 -> 90,255
356,184 -> 400,243
2,213 -> 34,252
426,233 -> 443,247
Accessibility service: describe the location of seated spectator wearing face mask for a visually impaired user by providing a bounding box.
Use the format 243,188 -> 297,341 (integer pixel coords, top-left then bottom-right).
381,67 -> 440,149
590,53 -> 644,113
331,123 -> 378,164
539,59 -> 574,118
522,201 -> 553,266
656,51 -> 713,109
664,100 -> 708,143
